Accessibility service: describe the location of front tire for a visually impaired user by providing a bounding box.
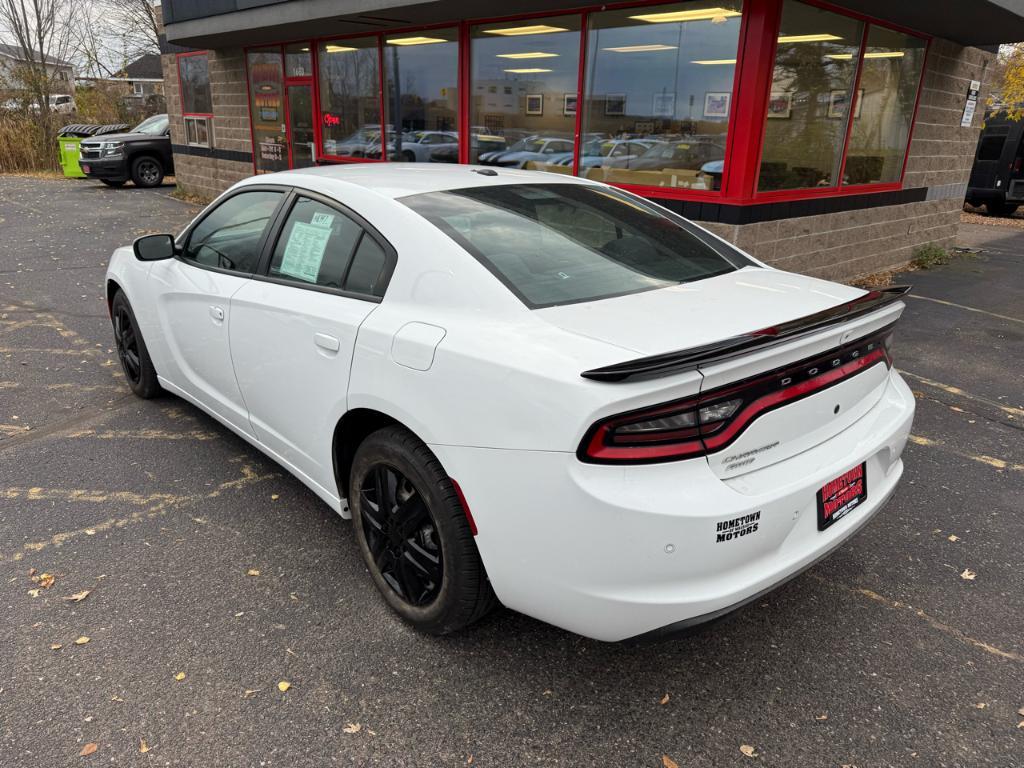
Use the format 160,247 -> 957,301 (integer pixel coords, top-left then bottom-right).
350,426 -> 496,635
111,291 -> 161,398
131,156 -> 164,188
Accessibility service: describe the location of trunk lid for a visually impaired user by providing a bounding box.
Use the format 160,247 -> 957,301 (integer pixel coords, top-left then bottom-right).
542,267 -> 906,477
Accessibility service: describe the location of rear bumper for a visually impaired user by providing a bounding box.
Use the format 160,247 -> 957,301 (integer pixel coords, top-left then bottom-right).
432,368 -> 914,642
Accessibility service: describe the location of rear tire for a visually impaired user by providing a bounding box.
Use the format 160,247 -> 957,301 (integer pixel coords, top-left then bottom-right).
985,201 -> 1018,217
111,290 -> 161,399
350,426 -> 497,635
131,156 -> 164,188
100,179 -> 126,187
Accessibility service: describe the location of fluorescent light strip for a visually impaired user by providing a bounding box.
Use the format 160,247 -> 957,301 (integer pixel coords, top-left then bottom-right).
603,44 -> 678,53
496,52 -> 559,59
386,36 -> 448,46
324,44 -> 357,53
629,8 -> 741,23
777,33 -> 842,43
825,51 -> 906,60
503,68 -> 553,74
691,58 -> 737,65
482,25 -> 568,36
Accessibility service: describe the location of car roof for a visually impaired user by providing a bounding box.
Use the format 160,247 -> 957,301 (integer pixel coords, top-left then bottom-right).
242,164 -> 595,200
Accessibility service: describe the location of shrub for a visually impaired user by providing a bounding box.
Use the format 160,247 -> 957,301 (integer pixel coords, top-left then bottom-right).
911,242 -> 951,270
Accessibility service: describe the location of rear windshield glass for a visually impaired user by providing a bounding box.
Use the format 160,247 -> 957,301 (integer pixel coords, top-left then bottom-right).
401,183 -> 744,308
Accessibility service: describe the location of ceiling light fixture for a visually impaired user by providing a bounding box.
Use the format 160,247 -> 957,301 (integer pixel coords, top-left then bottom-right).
864,50 -> 905,58
496,51 -> 560,59
482,25 -> 568,36
503,68 -> 553,73
629,8 -> 741,23
691,58 -> 737,65
777,33 -> 843,43
603,44 -> 678,53
324,44 -> 357,53
386,36 -> 448,46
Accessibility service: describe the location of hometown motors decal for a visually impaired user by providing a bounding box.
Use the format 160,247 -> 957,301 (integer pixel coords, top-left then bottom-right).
715,511 -> 761,543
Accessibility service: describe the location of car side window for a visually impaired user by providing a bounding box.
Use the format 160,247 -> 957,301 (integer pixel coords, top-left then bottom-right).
184,191 -> 283,273
268,197 -> 364,288
344,235 -> 388,297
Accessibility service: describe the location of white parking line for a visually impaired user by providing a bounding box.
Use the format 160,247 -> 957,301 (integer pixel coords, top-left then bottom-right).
907,294 -> 1023,324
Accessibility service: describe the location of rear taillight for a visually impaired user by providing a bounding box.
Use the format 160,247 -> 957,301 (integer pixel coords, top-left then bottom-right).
579,326 -> 893,464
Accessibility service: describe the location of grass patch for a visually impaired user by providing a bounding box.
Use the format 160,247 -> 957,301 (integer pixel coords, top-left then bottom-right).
168,185 -> 210,205
910,242 -> 951,270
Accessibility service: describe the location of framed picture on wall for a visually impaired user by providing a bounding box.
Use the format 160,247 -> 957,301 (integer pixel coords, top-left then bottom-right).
766,91 -> 793,119
605,93 -> 626,116
828,89 -> 864,118
652,92 -> 676,118
563,93 -> 577,117
526,94 -> 543,116
703,92 -> 731,118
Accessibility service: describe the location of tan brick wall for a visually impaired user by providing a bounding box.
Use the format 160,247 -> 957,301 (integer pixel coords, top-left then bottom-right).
161,47 -> 253,201
699,38 -> 993,282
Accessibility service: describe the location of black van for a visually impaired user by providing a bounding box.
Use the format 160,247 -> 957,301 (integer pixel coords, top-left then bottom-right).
966,109 -> 1024,216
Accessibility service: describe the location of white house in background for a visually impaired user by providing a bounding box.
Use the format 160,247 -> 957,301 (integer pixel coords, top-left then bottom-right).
0,42 -> 75,93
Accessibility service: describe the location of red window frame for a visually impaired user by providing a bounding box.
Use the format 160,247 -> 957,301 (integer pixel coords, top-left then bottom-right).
177,51 -> 214,149
244,44 -> 316,171
239,0 -> 931,206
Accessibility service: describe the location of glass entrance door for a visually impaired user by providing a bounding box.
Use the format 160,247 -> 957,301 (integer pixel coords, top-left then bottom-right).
287,84 -> 315,168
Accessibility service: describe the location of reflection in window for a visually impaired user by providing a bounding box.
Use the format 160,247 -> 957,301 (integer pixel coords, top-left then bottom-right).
758,0 -> 863,191
247,48 -> 288,173
179,53 -> 212,114
580,2 -> 742,190
285,42 -> 312,78
469,16 -> 581,171
318,37 -> 381,158
844,27 -> 926,185
382,29 -> 459,163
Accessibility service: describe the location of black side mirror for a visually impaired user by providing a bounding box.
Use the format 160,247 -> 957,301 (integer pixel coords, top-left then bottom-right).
133,233 -> 176,261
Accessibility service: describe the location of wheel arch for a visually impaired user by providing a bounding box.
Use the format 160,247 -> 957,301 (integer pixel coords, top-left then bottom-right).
333,407 -> 422,501
105,278 -> 123,316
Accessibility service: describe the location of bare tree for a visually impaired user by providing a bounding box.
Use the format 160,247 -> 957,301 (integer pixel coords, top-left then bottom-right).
103,0 -> 159,61
0,0 -> 79,132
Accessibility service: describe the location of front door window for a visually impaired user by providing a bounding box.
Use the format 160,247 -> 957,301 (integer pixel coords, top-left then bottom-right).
288,85 -> 316,168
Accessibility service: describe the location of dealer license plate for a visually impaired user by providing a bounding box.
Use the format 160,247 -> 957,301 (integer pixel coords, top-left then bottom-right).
817,463 -> 867,531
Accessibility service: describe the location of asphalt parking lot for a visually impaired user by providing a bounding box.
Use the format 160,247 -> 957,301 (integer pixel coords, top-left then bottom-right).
1,176 -> 1022,768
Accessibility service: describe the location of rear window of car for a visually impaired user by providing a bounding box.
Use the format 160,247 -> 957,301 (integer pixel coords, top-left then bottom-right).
400,183 -> 746,308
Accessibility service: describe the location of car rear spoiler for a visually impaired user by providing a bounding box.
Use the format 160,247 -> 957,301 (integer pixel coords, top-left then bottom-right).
581,285 -> 911,383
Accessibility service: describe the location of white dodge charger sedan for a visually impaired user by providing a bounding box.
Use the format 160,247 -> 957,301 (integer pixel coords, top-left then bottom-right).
106,165 -> 914,642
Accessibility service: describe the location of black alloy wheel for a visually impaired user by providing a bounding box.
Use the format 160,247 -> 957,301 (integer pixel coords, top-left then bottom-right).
349,426 -> 497,634
359,463 -> 443,606
113,303 -> 141,385
132,156 -> 164,188
110,290 -> 161,399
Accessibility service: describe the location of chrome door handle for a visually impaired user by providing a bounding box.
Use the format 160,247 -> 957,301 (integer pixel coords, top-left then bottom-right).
314,332 -> 340,352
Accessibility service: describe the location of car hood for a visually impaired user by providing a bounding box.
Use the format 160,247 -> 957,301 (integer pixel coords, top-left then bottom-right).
81,131 -> 165,144
533,266 -> 865,357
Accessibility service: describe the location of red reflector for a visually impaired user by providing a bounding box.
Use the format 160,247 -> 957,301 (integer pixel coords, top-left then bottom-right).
450,478 -> 477,536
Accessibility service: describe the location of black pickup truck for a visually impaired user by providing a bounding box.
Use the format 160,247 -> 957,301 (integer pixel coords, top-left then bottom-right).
79,114 -> 174,188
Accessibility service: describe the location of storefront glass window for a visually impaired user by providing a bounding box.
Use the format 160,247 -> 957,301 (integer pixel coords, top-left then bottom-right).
383,28 -> 459,163
247,48 -> 288,173
469,16 -> 581,171
843,26 -> 926,185
580,2 -> 743,190
758,0 -> 863,191
318,36 -> 382,158
285,43 -> 312,78
179,53 -> 212,115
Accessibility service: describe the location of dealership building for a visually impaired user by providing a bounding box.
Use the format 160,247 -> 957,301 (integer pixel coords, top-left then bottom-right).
159,0 -> 1024,281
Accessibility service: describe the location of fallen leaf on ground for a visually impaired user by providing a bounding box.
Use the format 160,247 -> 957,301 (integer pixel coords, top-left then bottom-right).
244,689 -> 260,698
947,535 -> 959,542
28,567 -> 36,576
815,713 -> 828,720
64,590 -> 90,603
271,494 -> 279,501
740,744 -> 758,757
974,702 -> 987,709
467,756 -> 473,765
174,672 -> 185,681
27,589 -> 40,598
111,695 -> 123,702
662,756 -> 679,768
277,681 -> 290,692
961,569 -> 977,580
35,573 -> 55,589
139,739 -> 150,753
50,643 -> 62,650
79,743 -> 98,756
74,636 -> 90,645
247,569 -> 260,577
1018,706 -> 1024,716
659,693 -> 670,705
343,723 -> 361,734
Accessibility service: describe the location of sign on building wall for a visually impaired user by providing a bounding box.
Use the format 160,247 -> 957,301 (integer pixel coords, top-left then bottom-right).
961,79 -> 981,128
